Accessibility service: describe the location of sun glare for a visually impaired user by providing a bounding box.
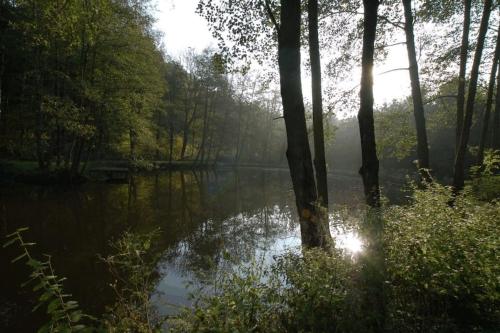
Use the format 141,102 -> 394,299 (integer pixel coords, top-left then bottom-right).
333,229 -> 364,254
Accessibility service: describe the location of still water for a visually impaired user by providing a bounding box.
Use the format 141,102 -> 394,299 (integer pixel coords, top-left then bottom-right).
0,168 -> 402,332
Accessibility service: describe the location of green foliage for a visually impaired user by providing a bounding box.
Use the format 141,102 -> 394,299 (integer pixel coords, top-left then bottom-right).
4,228 -> 164,333
384,183 -> 500,332
3,228 -> 95,333
171,184 -> 499,332
375,100 -> 417,161
101,229 -> 164,333
470,150 -> 500,201
170,249 -> 359,333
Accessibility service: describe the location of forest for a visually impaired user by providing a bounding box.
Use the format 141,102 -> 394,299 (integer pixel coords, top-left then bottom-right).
0,0 -> 499,332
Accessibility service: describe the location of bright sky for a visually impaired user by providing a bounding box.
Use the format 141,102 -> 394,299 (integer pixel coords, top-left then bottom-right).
153,0 -> 411,107
154,0 -> 216,57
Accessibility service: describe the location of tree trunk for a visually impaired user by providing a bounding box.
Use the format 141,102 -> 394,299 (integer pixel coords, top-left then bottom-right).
70,139 -> 84,178
453,0 -> 492,191
308,0 -> 329,206
456,0 -> 472,151
278,0 -> 331,249
169,118 -> 174,163
195,88 -> 210,164
358,0 -> 381,208
181,99 -> 198,160
492,45 -> 500,150
0,48 -> 4,127
181,105 -> 189,160
402,0 -> 430,178
234,102 -> 243,164
155,110 -> 162,160
129,128 -> 137,160
36,98 -> 46,170
478,22 -> 500,165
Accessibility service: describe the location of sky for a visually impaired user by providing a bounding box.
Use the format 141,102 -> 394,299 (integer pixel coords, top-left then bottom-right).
153,0 -> 411,107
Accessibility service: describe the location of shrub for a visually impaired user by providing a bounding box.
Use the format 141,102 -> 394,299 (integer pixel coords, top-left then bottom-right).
384,184 -> 500,332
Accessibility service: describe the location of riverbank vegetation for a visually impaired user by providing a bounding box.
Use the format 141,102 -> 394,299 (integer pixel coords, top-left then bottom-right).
2,0 -> 500,331
5,170 -> 499,332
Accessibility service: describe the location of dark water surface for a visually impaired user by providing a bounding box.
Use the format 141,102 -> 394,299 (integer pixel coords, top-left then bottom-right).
0,168 -> 404,332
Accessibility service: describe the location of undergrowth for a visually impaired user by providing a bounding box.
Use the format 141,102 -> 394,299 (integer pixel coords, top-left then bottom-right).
4,174 -> 500,332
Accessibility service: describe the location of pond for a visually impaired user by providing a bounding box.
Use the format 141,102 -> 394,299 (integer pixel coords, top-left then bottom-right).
0,168 -> 405,332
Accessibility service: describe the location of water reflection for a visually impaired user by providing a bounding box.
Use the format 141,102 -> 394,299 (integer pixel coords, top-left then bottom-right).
0,169 -> 382,331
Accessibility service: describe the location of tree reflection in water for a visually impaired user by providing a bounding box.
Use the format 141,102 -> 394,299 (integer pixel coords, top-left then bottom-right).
0,169 -> 374,330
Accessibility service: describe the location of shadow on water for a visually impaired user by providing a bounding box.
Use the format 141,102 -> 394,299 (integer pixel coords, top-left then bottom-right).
0,168 -> 405,332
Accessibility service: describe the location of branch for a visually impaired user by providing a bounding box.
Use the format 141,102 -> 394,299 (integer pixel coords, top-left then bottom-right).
375,41 -> 406,50
273,116 -> 284,120
261,0 -> 280,33
376,67 -> 409,75
424,94 -> 458,105
378,14 -> 405,30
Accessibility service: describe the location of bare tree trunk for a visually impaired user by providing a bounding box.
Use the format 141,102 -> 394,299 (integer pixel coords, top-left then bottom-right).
155,110 -> 162,160
277,0 -> 331,248
195,88 -> 210,164
169,118 -> 174,163
234,102 -> 243,164
181,99 -> 198,160
308,0 -> 329,206
493,46 -> 500,150
456,0 -> 472,151
0,48 -> 4,127
129,128 -> 137,160
358,0 -> 381,208
478,24 -> 500,165
402,0 -> 430,178
453,0 -> 492,191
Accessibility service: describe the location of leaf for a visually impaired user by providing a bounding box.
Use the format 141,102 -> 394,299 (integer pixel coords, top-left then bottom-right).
11,252 -> 28,263
47,299 -> 60,314
3,237 -> 19,248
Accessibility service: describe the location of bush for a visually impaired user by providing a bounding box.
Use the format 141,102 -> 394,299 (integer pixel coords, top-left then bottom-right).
172,183 -> 499,333
384,184 -> 499,332
6,182 -> 499,332
169,248 -> 362,333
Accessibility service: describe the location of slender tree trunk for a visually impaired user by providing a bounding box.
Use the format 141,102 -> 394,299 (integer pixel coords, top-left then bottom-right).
196,88 -> 210,164
155,110 -> 162,160
36,97 -> 46,170
359,4 -> 386,332
0,49 -> 4,127
169,118 -> 174,163
277,0 -> 331,248
70,139 -> 84,178
402,0 -> 430,178
234,102 -> 243,164
358,0 -> 381,208
181,104 -> 189,160
456,0 -> 472,151
493,46 -> 500,150
478,24 -> 500,165
129,128 -> 137,160
453,0 -> 493,191
308,0 -> 329,206
181,99 -> 198,160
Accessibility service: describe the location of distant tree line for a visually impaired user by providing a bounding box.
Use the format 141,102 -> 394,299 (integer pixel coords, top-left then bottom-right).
0,0 -> 289,177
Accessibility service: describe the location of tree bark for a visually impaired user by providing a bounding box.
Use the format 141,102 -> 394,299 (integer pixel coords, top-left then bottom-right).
195,88 -> 210,164
453,0 -> 493,191
277,0 -> 331,248
358,0 -> 381,208
129,128 -> 137,160
478,25 -> 499,165
456,0 -> 472,151
308,0 -> 329,207
155,110 -> 162,160
402,0 -> 430,178
493,44 -> 500,150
